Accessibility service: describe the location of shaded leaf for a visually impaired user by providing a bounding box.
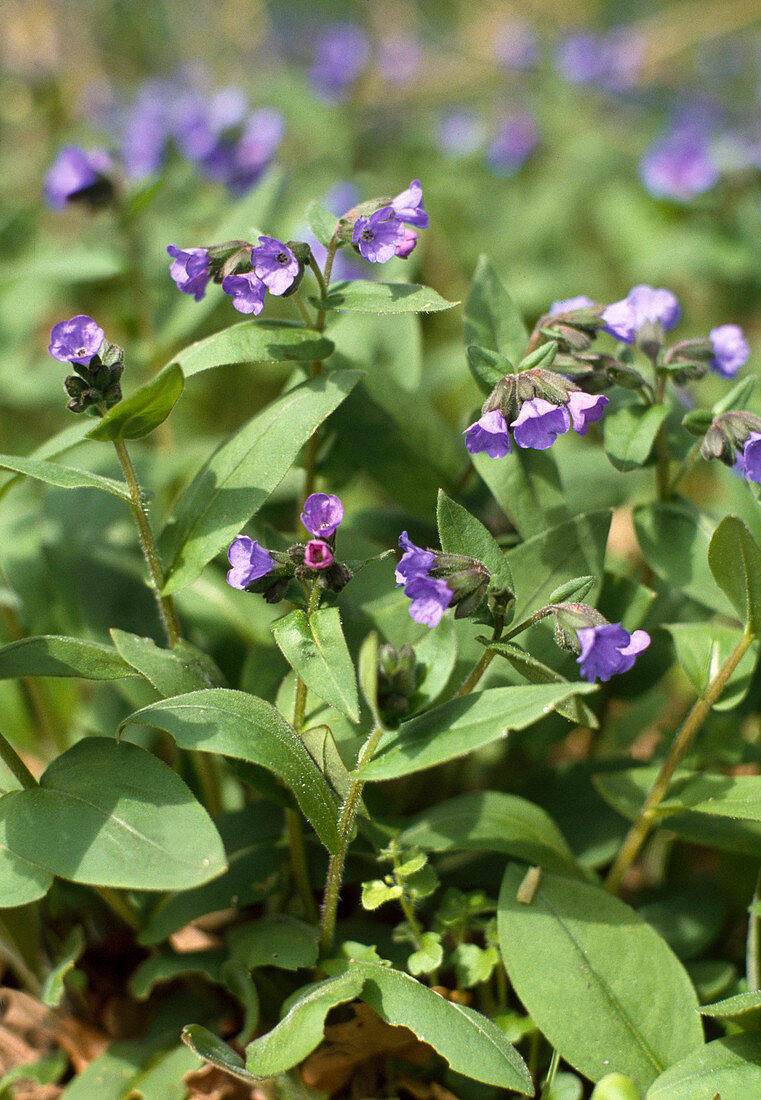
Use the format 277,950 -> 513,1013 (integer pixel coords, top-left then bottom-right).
110,629 -> 222,695
603,404 -> 669,473
473,447 -> 568,539
0,454 -> 130,501
464,255 -> 528,363
87,364 -> 184,442
436,489 -> 514,593
170,320 -> 334,377
0,635 -> 136,681
708,515 -> 761,633
229,915 -> 320,971
646,1034 -> 761,1099
487,640 -> 598,727
311,281 -> 457,314
272,608 -> 360,723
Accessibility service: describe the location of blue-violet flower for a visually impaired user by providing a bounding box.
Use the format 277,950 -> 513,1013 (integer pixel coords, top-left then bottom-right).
222,272 -> 267,315
251,236 -> 300,295
742,433 -> 761,483
391,179 -> 429,228
352,207 -> 406,263
301,493 -> 344,539
512,398 -> 571,450
404,573 -> 453,628
709,324 -> 749,379
395,226 -> 419,259
44,146 -> 113,209
602,285 -> 681,344
463,409 -> 512,458
167,245 -> 211,301
567,392 -> 609,435
576,623 -> 651,683
395,531 -> 436,586
48,315 -> 105,366
227,536 -> 275,590
304,539 -> 334,570
550,295 -> 596,315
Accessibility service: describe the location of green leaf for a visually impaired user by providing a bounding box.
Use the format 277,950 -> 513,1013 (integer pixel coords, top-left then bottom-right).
130,948 -> 225,999
0,1050 -> 68,1098
398,790 -> 579,874
182,1025 -> 260,1085
646,1034 -> 761,1099
87,364 -> 184,442
0,636 -> 136,681
436,489 -> 514,593
312,280 -> 458,314
473,446 -> 569,538
713,375 -> 756,415
362,879 -> 402,910
119,689 -> 339,852
466,345 -> 513,392
222,958 -> 260,1044
41,925 -> 85,1007
358,631 -> 383,728
487,641 -> 598,727
464,255 -> 528,363
603,404 -> 669,473
699,990 -> 761,1023
498,864 -> 703,1091
507,510 -> 612,621
306,200 -> 338,247
159,369 -> 360,594
662,622 -> 757,711
708,515 -> 761,633
633,501 -> 733,617
0,816 -> 53,906
272,608 -> 360,723
355,683 -> 596,781
0,738 -> 226,890
408,931 -> 444,976
170,320 -> 335,377
452,942 -> 499,988
322,959 -> 533,1093
243,971 -> 367,1077
110,630 -> 222,695
229,915 -> 320,971
0,454 -> 130,501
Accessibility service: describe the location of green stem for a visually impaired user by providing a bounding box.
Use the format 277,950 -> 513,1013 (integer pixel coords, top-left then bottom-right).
458,648 -> 496,697
457,608 -> 556,696
112,438 -> 181,648
315,235 -> 340,333
747,870 -> 761,992
95,886 -> 139,929
0,731 -> 37,789
286,808 -> 318,923
653,374 -> 670,500
605,628 -> 754,893
539,1049 -> 561,1100
668,439 -> 702,495
293,292 -> 316,329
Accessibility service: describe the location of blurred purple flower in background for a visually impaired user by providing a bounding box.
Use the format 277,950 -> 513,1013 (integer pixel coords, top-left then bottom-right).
437,110 -> 487,159
556,29 -> 643,92
640,125 -> 720,202
120,80 -> 176,178
44,146 -> 113,209
487,112 -> 540,175
377,34 -> 422,83
493,20 -> 538,70
709,324 -> 749,378
310,23 -> 370,100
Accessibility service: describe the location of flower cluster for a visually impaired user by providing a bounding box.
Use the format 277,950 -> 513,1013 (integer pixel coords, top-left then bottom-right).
550,602 -> 651,683
395,532 -> 490,627
167,235 -> 304,315
307,22 -> 422,101
48,315 -> 123,414
351,180 -> 428,263
227,493 -> 351,600
697,410 -> 761,484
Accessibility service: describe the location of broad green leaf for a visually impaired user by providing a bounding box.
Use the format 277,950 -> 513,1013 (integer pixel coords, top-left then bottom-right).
159,369 -> 360,594
87,364 -> 184,442
708,515 -> 761,633
222,959 -> 260,1043
110,630 -> 222,695
0,420 -> 92,501
411,615 -> 458,710
306,200 -> 338,247
182,1025 -> 261,1085
466,345 -> 513,392
0,454 -> 130,502
0,738 -> 226,890
139,843 -> 284,945
41,926 -> 85,1007
603,404 -> 669,473
713,375 -> 756,415
398,790 -> 578,873
699,990 -> 761,1023
130,948 -> 225,999
322,959 -> 533,1093
0,636 -> 136,681
473,446 -> 568,538
436,489 -> 514,593
507,510 -> 612,621
646,1034 -> 761,1099
244,971 -> 367,1076
311,280 -> 457,314
124,1044 -> 201,1100
356,682 -> 596,781
0,816 -> 53,907
498,865 -> 703,1091
487,640 -> 598,727
170,321 -> 334,377
464,255 -> 528,363
594,767 -> 761,858
633,501 -> 733,617
272,608 -> 359,723
662,622 -> 757,710
408,931 -> 444,977
229,915 -> 320,971
120,689 -> 339,852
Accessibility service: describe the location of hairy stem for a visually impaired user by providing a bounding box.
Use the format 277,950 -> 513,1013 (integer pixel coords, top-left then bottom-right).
605,628 -> 754,893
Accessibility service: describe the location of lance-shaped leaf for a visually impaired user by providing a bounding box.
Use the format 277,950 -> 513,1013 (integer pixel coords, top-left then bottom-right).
436,490 -> 514,594
306,200 -> 338,247
473,446 -> 568,539
708,515 -> 761,634
646,1034 -> 761,1099
159,369 -> 360,594
0,738 -> 227,890
170,321 -> 334,377
0,454 -> 130,501
311,281 -> 457,314
466,345 -> 512,392
0,816 -> 54,907
0,636 -> 136,681
355,682 -> 596,781
398,790 -> 578,874
119,689 -> 339,852
110,629 -> 223,695
486,641 -> 598,727
464,255 -> 528,363
497,864 -> 703,1091
321,959 -> 533,1093
603,404 -> 669,473
87,364 -> 184,441
272,608 -> 360,723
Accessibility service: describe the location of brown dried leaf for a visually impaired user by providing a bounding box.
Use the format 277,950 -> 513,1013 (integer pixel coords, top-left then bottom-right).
0,989 -> 57,1076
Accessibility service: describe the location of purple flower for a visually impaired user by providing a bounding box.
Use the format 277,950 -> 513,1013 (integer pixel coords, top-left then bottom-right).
167,245 -> 210,301
304,539 -> 334,570
709,324 -> 749,378
310,23 -> 370,101
48,315 -> 105,366
222,272 -> 267,315
174,86 -> 248,161
395,531 -> 436,587
487,112 -> 540,175
395,226 -> 419,259
601,285 -> 681,344
251,236 -> 300,295
391,179 -> 428,229
227,536 -> 275,590
437,111 -> 487,159
44,146 -> 113,209
742,433 -> 761,483
512,398 -> 571,450
556,30 -> 642,92
463,409 -> 512,458
550,295 -> 596,315
224,109 -> 283,195
576,623 -> 650,683
640,128 -> 720,202
493,20 -> 538,70
377,34 -> 422,84
404,573 -> 453,628
567,392 -> 609,435
301,493 -> 344,538
121,81 -> 175,178
352,207 -> 406,263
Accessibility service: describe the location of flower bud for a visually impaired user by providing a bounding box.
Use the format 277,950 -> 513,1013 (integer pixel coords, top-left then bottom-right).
699,410 -> 761,466
377,643 -> 419,725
